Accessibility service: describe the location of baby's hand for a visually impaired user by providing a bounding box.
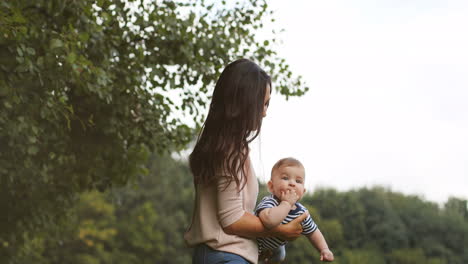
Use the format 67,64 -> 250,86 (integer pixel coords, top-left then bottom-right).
280,189 -> 299,206
320,248 -> 334,262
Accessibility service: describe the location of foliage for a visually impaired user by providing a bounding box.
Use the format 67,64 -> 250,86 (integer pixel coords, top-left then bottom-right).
308,187 -> 468,264
12,153 -> 468,264
0,0 -> 307,260
12,154 -> 194,263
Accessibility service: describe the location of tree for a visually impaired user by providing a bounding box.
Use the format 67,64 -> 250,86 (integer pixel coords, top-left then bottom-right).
305,189 -> 368,248
0,0 -> 307,260
444,197 -> 468,219
355,188 -> 409,252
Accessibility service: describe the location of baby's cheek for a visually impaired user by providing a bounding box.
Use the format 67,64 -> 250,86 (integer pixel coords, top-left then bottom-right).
296,189 -> 304,196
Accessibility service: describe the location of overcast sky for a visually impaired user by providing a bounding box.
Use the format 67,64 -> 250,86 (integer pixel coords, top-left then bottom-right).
250,0 -> 468,204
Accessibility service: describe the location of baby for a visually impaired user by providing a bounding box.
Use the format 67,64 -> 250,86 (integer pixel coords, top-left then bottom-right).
255,157 -> 334,263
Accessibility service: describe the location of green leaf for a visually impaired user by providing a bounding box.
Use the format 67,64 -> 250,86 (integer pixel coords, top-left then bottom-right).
12,11 -> 27,23
67,52 -> 77,64
4,101 -> 12,109
28,136 -> 37,143
50,39 -> 64,49
26,47 -> 36,55
79,32 -> 90,42
28,146 -> 39,155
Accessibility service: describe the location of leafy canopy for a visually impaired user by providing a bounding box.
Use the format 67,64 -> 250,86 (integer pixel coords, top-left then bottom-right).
0,0 -> 307,259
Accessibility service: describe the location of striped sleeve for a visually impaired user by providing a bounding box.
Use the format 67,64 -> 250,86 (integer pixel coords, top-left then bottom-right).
255,196 -> 279,216
301,209 -> 318,235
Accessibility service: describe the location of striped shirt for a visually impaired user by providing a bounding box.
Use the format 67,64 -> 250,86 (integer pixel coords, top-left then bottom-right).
255,194 -> 318,251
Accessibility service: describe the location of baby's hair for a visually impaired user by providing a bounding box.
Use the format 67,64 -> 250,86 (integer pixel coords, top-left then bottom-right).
271,157 -> 304,177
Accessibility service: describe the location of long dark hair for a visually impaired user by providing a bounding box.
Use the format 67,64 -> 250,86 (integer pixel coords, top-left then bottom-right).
189,59 -> 271,190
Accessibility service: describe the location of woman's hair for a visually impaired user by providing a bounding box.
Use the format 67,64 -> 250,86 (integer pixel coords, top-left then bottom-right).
189,58 -> 271,190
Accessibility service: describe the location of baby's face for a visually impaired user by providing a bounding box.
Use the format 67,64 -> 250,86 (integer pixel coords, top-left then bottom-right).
268,165 -> 306,201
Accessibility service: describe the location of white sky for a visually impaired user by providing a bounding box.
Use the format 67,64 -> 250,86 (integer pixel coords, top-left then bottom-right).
250,0 -> 468,204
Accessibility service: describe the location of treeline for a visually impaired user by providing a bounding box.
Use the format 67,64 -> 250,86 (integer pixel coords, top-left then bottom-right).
11,154 -> 468,264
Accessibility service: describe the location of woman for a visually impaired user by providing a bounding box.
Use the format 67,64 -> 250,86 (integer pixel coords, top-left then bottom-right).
185,59 -> 307,264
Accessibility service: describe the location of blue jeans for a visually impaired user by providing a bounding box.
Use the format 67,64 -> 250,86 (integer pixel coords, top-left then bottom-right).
192,244 -> 251,264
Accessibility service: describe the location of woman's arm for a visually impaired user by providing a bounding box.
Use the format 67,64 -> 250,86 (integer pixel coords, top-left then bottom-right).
223,211 -> 308,240
217,174 -> 306,241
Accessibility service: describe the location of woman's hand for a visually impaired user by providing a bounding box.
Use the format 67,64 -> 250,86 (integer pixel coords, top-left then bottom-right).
272,211 -> 308,241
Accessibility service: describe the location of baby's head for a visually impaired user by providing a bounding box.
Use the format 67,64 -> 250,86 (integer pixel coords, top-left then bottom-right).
268,157 -> 306,201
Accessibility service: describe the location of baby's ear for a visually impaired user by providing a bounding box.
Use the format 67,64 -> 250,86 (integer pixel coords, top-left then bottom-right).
267,180 -> 274,193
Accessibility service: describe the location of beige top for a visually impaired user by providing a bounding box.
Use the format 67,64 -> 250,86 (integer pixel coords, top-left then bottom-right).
184,159 -> 259,264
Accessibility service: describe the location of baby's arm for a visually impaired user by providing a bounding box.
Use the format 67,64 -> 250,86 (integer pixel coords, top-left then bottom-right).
259,190 -> 298,229
307,229 -> 334,262
259,201 -> 293,229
